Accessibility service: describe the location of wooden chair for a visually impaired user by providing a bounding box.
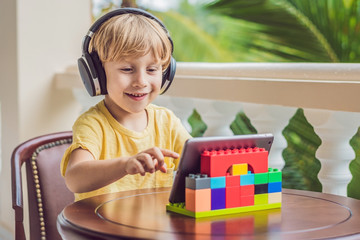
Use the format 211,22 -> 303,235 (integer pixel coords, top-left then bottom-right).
11,131 -> 74,240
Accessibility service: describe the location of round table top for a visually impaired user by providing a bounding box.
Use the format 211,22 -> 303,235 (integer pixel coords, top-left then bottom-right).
58,188 -> 360,240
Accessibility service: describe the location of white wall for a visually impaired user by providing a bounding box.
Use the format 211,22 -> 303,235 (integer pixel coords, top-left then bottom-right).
0,0 -> 20,236
0,0 -> 92,237
17,0 -> 91,139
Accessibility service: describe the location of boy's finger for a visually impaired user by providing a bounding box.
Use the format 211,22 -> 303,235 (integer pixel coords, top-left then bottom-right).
144,148 -> 165,167
160,149 -> 180,159
138,153 -> 155,173
154,160 -> 167,173
159,162 -> 167,173
132,160 -> 146,176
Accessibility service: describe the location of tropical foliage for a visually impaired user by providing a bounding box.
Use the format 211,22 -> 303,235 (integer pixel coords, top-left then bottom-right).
202,0 -> 360,198
202,0 -> 359,197
168,0 -> 360,197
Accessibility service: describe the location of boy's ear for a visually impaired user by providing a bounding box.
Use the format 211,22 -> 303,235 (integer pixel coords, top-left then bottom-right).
77,51 -> 107,97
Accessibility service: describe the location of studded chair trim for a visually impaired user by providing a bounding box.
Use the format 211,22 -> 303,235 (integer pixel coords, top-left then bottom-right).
30,138 -> 72,240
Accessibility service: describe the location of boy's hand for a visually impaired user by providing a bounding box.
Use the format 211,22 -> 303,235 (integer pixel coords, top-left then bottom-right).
125,147 -> 179,176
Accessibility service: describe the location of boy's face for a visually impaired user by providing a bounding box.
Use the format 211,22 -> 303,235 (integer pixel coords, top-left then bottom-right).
103,52 -> 162,117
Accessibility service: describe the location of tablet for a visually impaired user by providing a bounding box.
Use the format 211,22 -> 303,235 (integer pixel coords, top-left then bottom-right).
169,133 -> 274,203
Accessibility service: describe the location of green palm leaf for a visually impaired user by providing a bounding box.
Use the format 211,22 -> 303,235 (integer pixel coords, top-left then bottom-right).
154,10 -> 238,62
206,0 -> 360,62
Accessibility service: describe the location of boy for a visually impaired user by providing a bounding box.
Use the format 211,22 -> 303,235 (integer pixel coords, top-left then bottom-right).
61,8 -> 191,201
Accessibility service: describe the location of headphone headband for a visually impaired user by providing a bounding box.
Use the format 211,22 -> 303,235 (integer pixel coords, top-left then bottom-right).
78,7 -> 176,97
82,8 -> 174,55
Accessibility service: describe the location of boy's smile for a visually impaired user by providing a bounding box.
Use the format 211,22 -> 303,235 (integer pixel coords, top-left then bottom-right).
103,52 -> 162,127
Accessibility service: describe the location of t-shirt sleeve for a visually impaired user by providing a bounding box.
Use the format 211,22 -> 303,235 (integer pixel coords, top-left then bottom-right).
60,114 -> 103,176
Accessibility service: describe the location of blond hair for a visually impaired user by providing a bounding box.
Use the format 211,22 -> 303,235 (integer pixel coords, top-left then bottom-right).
89,13 -> 172,71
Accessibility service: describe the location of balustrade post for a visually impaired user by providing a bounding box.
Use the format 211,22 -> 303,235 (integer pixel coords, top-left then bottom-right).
303,109 -> 360,196
154,96 -> 194,133
243,103 -> 297,170
195,100 -> 242,136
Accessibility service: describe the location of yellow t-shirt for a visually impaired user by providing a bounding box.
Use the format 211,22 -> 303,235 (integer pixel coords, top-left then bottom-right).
61,100 -> 191,201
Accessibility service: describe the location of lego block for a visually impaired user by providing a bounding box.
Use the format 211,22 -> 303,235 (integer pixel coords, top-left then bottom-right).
255,184 -> 268,194
186,174 -> 211,190
239,185 -> 254,196
268,168 -> 282,183
240,172 -> 254,186
211,176 -> 226,189
185,188 -> 211,212
254,194 -> 268,205
225,186 -> 241,208
226,175 -> 240,187
166,202 -> 281,218
268,182 -> 282,193
231,163 -> 248,176
240,195 -> 254,207
254,172 -> 269,184
268,192 -> 282,204
201,148 -> 268,177
211,188 -> 226,210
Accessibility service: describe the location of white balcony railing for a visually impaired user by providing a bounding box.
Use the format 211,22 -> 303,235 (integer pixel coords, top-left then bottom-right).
55,62 -> 360,197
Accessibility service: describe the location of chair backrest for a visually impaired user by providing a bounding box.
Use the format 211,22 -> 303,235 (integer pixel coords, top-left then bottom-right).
11,131 -> 74,240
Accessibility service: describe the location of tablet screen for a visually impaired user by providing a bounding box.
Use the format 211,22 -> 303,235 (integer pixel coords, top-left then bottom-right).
169,133 -> 274,203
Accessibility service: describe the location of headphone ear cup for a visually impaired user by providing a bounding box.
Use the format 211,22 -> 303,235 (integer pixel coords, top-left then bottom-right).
78,53 -> 97,97
90,52 -> 107,95
161,56 -> 176,94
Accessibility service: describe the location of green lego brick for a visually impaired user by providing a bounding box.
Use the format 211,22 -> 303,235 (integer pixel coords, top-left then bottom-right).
254,193 -> 268,205
254,172 -> 268,184
166,201 -> 281,218
268,168 -> 282,183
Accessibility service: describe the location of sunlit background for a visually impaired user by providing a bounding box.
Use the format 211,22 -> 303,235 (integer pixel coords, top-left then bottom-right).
1,0 -> 360,238
88,0 -> 360,198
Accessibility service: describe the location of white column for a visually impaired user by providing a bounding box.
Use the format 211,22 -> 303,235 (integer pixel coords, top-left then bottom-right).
160,96 -> 194,133
194,100 -> 242,136
303,109 -> 360,196
243,103 -> 297,170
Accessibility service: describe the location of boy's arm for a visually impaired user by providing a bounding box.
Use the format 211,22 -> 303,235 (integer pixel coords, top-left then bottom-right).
64,147 -> 178,193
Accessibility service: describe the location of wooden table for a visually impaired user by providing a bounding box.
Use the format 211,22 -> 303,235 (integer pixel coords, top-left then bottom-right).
57,188 -> 360,239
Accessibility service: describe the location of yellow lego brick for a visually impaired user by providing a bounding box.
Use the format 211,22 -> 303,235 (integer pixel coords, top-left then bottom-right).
231,163 -> 248,176
254,193 -> 268,205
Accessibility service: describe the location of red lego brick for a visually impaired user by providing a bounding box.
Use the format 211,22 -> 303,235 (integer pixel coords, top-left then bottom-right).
226,175 -> 240,187
225,186 -> 241,208
239,185 -> 254,196
201,148 -> 268,178
240,195 -> 254,207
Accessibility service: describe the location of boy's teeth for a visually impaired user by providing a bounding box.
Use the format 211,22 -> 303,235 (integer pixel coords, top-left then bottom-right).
130,93 -> 145,97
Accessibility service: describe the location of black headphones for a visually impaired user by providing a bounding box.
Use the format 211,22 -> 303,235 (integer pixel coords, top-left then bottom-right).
78,8 -> 176,97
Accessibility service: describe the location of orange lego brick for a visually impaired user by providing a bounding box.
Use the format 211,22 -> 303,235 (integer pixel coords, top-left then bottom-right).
185,188 -> 211,212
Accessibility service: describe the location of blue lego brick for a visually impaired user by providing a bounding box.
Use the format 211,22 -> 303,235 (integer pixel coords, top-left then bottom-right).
240,171 -> 254,186
186,174 -> 211,190
268,182 -> 282,193
211,188 -> 226,210
211,176 -> 226,189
